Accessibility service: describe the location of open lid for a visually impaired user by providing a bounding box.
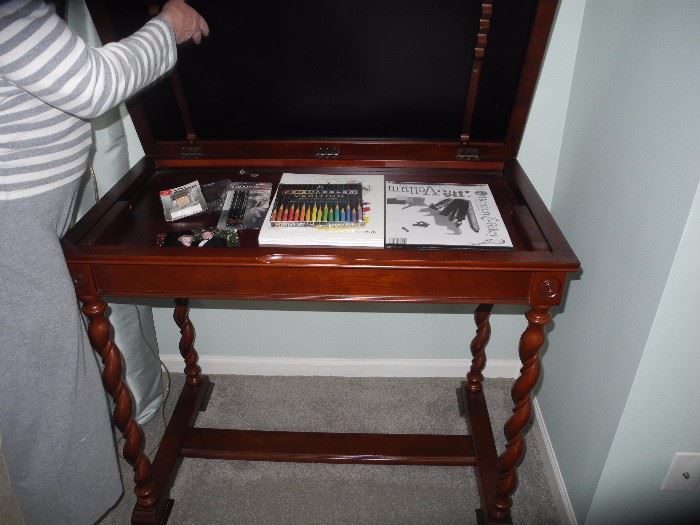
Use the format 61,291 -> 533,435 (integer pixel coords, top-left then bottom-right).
87,0 -> 558,162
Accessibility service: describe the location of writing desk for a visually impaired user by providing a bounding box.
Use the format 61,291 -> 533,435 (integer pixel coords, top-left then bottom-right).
72,2 -> 578,521
63,159 -> 578,524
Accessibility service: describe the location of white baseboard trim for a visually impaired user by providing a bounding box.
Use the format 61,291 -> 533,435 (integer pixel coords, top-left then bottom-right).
159,354 -> 521,378
532,397 -> 577,525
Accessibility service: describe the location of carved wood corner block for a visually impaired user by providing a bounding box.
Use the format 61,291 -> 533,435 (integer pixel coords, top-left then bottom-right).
68,263 -> 97,296
530,273 -> 564,306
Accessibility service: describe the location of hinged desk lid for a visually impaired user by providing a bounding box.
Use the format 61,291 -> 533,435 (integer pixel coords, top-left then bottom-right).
87,0 -> 558,161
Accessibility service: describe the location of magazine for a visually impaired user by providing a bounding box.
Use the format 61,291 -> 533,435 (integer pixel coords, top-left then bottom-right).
258,173 -> 384,247
384,182 -> 513,248
217,181 -> 273,230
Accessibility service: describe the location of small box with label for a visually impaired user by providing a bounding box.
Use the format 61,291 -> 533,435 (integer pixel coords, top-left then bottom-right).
160,181 -> 207,221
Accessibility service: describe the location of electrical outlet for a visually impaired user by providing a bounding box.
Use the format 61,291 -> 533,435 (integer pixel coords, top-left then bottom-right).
661,452 -> 700,491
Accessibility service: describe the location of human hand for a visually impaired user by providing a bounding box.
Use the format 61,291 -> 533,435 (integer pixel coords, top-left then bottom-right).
159,0 -> 209,44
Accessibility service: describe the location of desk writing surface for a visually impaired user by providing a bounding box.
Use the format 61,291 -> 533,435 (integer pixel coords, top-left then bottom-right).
64,161 -> 576,305
76,164 -> 558,253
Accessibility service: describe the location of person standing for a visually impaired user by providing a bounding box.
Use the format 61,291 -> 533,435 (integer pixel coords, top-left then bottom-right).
0,1 -> 208,522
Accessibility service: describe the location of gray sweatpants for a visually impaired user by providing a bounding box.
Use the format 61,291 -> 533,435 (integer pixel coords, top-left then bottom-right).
0,180 -> 122,524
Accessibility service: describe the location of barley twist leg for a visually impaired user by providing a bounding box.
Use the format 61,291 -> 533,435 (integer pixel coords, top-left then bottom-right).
490,306 -> 550,520
80,296 -> 156,508
173,298 -> 203,386
467,304 -> 494,393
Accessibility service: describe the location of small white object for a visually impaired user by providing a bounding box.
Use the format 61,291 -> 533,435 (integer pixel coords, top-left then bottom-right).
661,452 -> 700,491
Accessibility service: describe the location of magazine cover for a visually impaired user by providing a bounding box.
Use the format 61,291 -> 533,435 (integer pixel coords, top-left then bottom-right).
384,182 -> 513,248
217,181 -> 273,230
258,173 -> 384,247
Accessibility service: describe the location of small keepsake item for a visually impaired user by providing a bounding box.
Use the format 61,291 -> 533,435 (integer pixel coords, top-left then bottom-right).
156,228 -> 240,248
160,181 -> 208,221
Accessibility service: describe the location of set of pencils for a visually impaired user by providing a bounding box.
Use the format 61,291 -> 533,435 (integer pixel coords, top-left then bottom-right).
270,200 -> 363,223
225,190 -> 248,225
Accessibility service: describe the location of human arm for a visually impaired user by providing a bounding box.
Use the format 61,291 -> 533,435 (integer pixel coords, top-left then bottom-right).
0,0 -> 206,119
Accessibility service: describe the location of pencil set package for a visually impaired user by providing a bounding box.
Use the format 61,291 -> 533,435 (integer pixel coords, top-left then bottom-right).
269,183 -> 364,226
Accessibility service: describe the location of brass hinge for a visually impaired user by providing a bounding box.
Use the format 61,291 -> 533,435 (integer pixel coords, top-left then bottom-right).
315,146 -> 340,159
179,144 -> 202,159
456,147 -> 479,161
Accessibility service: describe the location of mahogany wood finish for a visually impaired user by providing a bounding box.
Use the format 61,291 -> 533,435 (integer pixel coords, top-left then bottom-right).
84,0 -> 557,161
133,375 -> 212,525
67,164 -> 577,523
492,306 -> 551,520
467,303 -> 494,393
182,429 -> 476,466
173,299 -> 202,386
461,1 -> 494,143
463,383 -> 504,525
66,1 -> 578,523
79,296 -> 156,510
503,0 -> 559,156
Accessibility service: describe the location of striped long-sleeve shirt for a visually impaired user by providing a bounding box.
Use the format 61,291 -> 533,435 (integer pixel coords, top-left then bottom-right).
0,0 -> 176,201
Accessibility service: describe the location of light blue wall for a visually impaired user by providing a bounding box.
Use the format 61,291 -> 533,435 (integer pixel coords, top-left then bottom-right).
539,0 -> 700,522
587,176 -> 700,524
148,0 -> 586,364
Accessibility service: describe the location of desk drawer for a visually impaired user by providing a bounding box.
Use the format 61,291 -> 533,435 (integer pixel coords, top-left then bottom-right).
92,264 -> 533,304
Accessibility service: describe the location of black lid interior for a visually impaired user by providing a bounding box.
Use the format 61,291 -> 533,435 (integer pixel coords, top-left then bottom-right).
94,0 -> 543,150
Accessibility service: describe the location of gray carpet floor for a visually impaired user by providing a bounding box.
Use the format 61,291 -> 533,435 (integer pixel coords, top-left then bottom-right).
99,374 -> 563,524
